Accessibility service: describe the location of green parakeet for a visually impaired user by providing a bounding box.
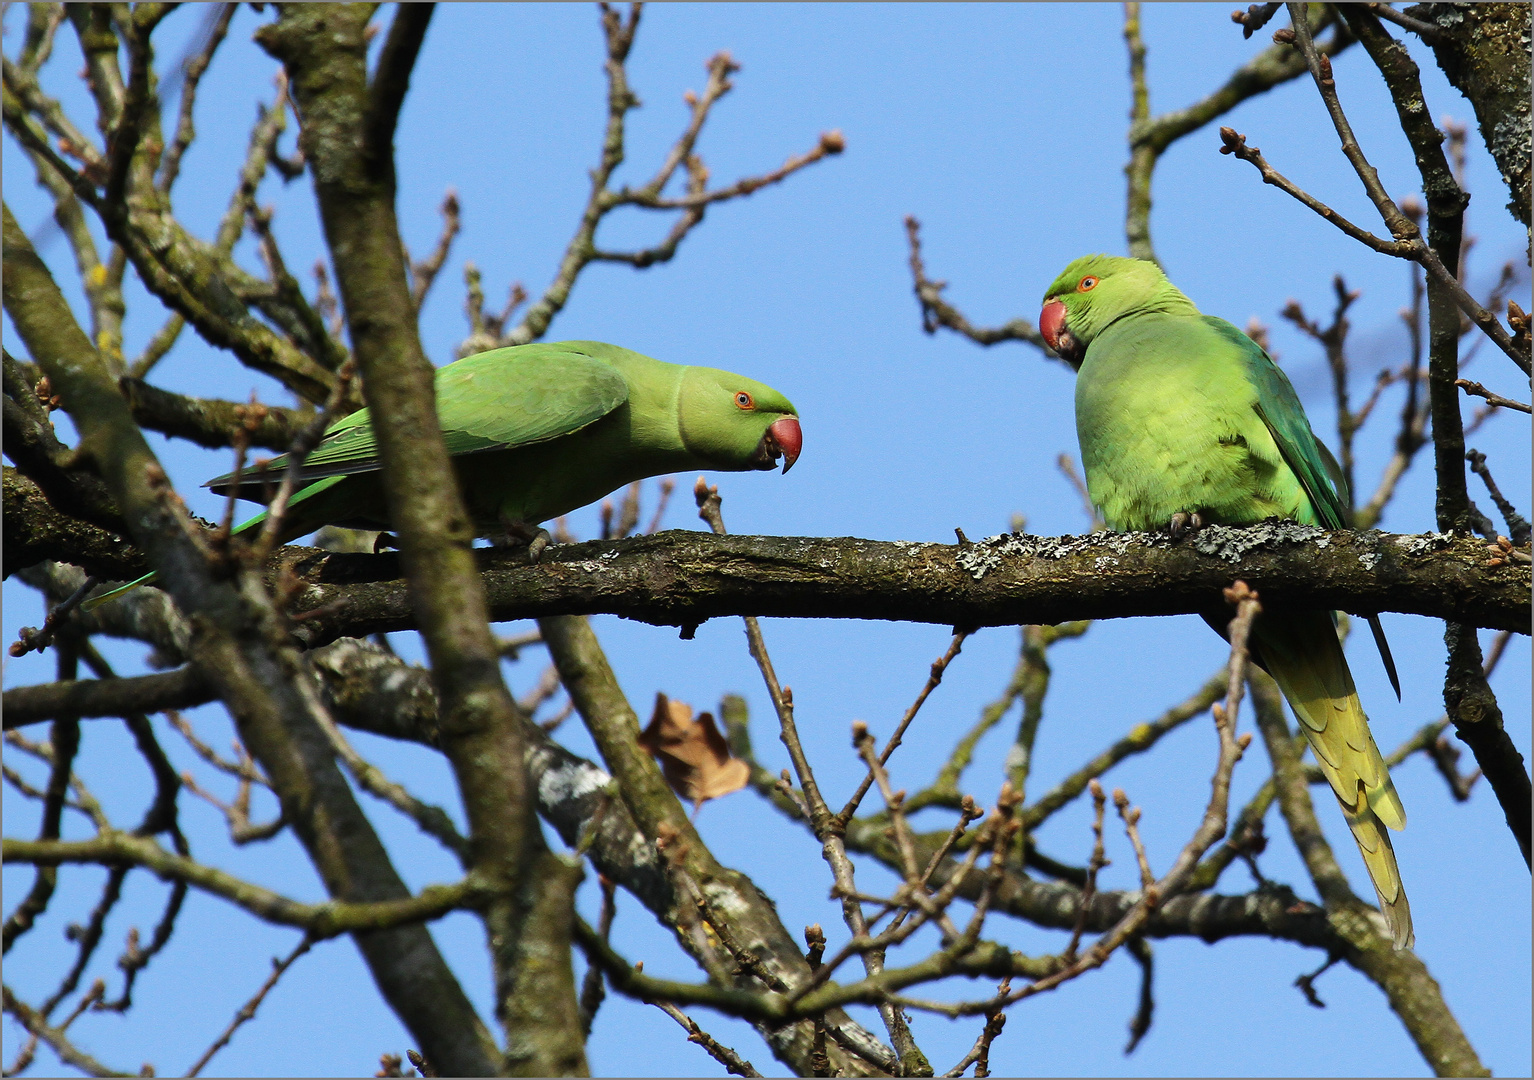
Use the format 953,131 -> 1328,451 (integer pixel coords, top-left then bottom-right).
1040,255 -> 1412,949
87,340 -> 801,606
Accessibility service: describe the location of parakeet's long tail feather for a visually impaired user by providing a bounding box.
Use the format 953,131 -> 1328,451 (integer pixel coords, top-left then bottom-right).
1252,605 -> 1413,950
80,571 -> 158,612
79,476 -> 353,612
1366,613 -> 1402,701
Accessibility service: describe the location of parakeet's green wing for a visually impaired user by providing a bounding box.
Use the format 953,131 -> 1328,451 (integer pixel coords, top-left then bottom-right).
206,346 -> 630,494
1204,319 -> 1348,529
1207,318 -> 1401,697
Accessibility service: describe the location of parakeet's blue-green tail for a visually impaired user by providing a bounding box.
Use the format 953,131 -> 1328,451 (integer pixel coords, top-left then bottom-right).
1254,606 -> 1413,949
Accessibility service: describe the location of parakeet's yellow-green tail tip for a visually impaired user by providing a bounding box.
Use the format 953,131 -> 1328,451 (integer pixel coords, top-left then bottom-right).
79,572 -> 157,612
1255,607 -> 1413,950
1340,784 -> 1415,949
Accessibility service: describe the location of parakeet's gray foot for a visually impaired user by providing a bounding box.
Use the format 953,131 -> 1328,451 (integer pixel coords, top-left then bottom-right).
526,528 -> 551,563
498,519 -> 553,562
1168,511 -> 1205,539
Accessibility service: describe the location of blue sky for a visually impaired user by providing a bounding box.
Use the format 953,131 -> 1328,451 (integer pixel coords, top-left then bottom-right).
4,4 -> 1529,1077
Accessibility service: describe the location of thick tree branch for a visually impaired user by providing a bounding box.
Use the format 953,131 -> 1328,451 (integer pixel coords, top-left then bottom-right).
2,468 -> 143,580
4,354 -> 126,536
1406,3 -> 1532,232
258,8 -> 584,1073
1339,5 -> 1534,867
540,614 -> 891,1076
264,525 -> 1527,645
3,203 -> 499,1079
1442,624 -> 1531,865
365,3 -> 435,173
12,507 -> 1524,640
117,378 -> 311,452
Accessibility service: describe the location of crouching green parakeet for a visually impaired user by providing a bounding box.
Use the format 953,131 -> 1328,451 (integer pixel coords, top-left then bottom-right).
87,340 -> 801,607
1040,255 -> 1413,949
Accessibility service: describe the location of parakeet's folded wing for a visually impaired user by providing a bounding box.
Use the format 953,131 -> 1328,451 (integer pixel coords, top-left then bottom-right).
1208,318 -> 1401,698
1204,319 -> 1348,528
206,346 -> 630,497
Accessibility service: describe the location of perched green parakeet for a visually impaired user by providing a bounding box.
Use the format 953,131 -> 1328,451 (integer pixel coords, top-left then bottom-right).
1039,255 -> 1412,949
87,340 -> 801,607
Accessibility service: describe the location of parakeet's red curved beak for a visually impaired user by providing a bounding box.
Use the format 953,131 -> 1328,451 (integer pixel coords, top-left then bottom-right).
748,416 -> 802,472
768,415 -> 802,473
1039,299 -> 1067,352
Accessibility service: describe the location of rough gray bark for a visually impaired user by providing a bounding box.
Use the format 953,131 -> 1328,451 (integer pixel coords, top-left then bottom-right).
264,524 -> 1528,642
1409,3 -> 1533,232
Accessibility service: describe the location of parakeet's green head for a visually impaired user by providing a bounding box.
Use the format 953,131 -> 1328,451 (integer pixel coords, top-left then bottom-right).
1039,255 -> 1198,367
678,366 -> 802,472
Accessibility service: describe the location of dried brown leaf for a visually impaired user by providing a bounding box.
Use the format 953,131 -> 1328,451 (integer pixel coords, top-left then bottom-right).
639,693 -> 750,810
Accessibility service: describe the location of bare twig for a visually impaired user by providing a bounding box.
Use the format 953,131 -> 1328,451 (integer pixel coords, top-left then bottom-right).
839,631 -> 968,822
463,9 -> 840,353
1057,454 -> 1105,531
1281,277 -> 1362,503
1456,379 -> 1530,414
308,701 -> 470,865
1125,5 -> 1351,261
1222,118 -> 1523,374
1123,937 -> 1155,1054
904,216 -> 1051,354
1064,781 -> 1109,961
1231,4 -> 1284,38
1024,668 -> 1226,829
1113,789 -> 1156,890
180,770 -> 286,846
579,874 -> 617,1036
185,934 -> 316,1076
2,703 -> 81,954
9,574 -> 101,657
1466,450 -> 1532,545
518,664 -> 563,719
10,978 -> 103,1076
409,190 -> 460,311
166,713 -> 270,788
1295,952 -> 1341,1009
1218,127 -> 1412,256
4,728 -> 109,833
251,358 -> 359,560
1363,2 -> 1442,44
158,4 -> 237,193
694,475 -> 930,1073
940,980 -> 1009,1077
644,477 -> 676,535
945,585 -> 1256,1021
649,1000 -> 763,1078
2,984 -> 133,1079
1280,6 -> 1529,372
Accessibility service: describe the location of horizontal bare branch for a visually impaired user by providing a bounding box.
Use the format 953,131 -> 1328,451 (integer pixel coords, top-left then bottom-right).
13,513 -> 1526,637
266,524 -> 1528,643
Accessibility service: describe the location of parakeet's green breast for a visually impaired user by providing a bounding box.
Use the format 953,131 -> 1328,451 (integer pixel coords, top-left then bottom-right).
1074,312 -> 1317,532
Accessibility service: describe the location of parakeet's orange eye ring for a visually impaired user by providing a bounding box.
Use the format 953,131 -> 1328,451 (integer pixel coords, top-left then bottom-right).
735,391 -> 755,410
1077,276 -> 1099,292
